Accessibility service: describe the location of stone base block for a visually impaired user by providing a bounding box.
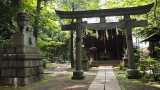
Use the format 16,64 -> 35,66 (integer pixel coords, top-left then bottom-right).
126,69 -> 139,79
72,70 -> 85,80
0,74 -> 44,86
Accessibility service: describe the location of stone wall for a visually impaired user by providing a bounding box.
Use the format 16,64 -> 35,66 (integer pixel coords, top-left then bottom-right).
0,40 -> 3,77
0,54 -> 43,86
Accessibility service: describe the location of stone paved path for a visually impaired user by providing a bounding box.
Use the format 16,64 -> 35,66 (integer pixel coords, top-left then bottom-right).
88,66 -> 121,90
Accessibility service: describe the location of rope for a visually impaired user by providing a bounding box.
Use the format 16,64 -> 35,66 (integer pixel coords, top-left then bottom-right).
76,19 -> 128,40
76,19 -> 127,31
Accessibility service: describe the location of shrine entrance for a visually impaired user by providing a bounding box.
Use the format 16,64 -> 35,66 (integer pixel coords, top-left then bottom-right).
82,28 -> 125,67
83,28 -> 124,61
56,3 -> 154,79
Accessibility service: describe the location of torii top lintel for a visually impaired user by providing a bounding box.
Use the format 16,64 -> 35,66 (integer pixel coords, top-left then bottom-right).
55,3 -> 154,19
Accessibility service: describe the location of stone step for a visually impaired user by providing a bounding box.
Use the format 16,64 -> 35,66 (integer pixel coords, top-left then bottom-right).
90,60 -> 121,66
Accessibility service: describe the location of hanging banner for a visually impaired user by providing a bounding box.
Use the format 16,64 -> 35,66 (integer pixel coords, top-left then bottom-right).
104,31 -> 106,53
111,29 -> 114,39
106,30 -> 109,39
85,28 -> 88,35
96,30 -> 99,38
116,26 -> 119,35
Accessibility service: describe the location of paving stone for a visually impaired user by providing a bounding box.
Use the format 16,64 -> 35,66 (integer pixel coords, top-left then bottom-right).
88,83 -> 104,90
105,66 -> 121,90
88,66 -> 121,90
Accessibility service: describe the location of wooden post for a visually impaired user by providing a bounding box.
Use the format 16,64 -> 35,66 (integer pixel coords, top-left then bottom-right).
72,18 -> 85,80
0,40 -> 3,77
124,15 -> 139,79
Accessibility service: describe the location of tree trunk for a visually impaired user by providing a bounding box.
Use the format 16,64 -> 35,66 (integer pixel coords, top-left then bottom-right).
34,0 -> 42,41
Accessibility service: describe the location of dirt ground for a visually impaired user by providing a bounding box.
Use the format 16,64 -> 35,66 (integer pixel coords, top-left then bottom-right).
25,63 -> 97,90
0,63 -> 97,90
23,74 -> 95,90
2,63 -> 160,90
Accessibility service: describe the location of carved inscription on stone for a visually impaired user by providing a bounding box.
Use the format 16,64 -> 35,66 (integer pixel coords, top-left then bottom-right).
28,37 -> 32,45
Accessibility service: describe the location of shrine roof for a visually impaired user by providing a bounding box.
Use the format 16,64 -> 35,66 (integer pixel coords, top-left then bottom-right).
55,3 -> 154,19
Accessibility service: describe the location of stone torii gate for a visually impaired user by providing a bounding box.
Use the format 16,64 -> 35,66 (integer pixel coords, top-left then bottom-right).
56,3 -> 154,79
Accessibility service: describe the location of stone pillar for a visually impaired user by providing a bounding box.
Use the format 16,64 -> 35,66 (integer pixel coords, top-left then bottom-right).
100,17 -> 106,23
71,21 -> 75,68
124,15 -> 139,79
0,40 -> 3,77
72,18 -> 85,80
82,45 -> 89,71
123,49 -> 128,67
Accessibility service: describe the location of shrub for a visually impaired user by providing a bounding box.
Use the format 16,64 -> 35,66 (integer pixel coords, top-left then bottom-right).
42,58 -> 48,68
136,58 -> 160,81
150,62 -> 160,81
141,74 -> 154,82
119,63 -> 124,71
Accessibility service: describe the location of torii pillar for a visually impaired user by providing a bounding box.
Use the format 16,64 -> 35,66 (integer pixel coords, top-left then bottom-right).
124,15 -> 139,79
72,18 -> 85,79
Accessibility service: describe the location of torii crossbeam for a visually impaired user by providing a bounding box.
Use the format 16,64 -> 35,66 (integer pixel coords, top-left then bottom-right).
61,20 -> 148,31
56,3 -> 154,79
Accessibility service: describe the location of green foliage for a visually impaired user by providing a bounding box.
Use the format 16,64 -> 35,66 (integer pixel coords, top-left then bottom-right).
141,74 -> 154,82
134,49 -> 141,62
42,58 -> 52,69
0,0 -> 72,63
56,0 -> 100,11
155,46 -> 160,61
0,0 -> 19,39
1,0 -> 160,64
102,0 -> 160,39
150,61 -> 160,81
2,39 -> 13,53
114,68 -> 148,90
136,58 -> 155,71
119,63 -> 126,71
136,58 -> 160,81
